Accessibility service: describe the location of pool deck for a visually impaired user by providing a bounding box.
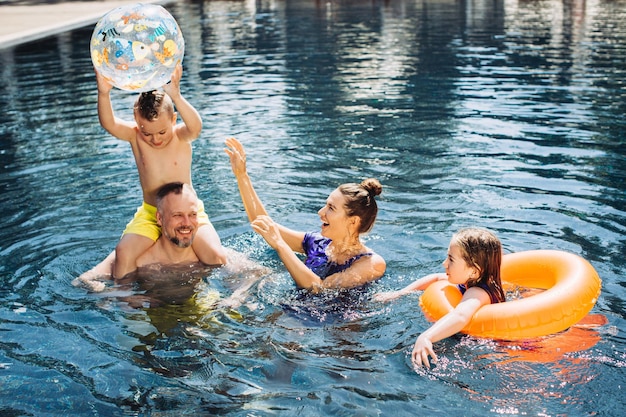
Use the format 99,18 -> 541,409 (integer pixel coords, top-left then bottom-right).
0,0 -> 166,50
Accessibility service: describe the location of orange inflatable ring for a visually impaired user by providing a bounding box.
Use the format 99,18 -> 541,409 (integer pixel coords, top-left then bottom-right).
419,250 -> 602,340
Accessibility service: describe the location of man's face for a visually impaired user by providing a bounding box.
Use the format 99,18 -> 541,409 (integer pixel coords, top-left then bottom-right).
157,189 -> 199,248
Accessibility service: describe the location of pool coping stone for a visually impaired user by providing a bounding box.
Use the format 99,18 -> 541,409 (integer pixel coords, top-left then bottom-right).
0,0 -> 168,50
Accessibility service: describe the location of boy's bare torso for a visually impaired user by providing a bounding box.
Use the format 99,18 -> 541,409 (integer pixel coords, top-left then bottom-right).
130,128 -> 194,206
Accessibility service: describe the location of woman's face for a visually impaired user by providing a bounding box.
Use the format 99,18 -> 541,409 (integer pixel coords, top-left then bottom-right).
318,188 -> 353,240
442,242 -> 477,285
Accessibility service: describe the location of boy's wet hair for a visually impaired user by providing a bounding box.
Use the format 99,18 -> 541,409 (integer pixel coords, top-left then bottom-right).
134,90 -> 174,121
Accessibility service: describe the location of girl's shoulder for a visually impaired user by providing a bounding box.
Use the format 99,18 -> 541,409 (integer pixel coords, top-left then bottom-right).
459,283 -> 501,304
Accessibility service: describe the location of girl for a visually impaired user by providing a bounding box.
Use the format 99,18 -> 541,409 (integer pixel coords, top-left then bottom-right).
374,227 -> 504,368
224,137 -> 386,293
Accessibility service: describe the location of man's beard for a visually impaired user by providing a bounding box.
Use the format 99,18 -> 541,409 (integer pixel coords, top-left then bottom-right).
168,236 -> 192,248
166,228 -> 194,248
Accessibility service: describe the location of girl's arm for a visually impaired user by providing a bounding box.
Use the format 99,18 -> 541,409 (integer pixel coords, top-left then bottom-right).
412,286 -> 491,368
373,273 -> 446,303
164,64 -> 202,142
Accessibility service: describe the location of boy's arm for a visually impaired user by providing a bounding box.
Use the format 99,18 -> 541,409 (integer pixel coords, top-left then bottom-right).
95,69 -> 136,142
163,64 -> 202,142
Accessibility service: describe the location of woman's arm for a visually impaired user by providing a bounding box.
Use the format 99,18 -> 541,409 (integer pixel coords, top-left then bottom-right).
412,286 -> 491,368
252,215 -> 323,291
225,137 -> 269,222
320,254 -> 386,290
225,138 -> 305,252
253,215 -> 384,292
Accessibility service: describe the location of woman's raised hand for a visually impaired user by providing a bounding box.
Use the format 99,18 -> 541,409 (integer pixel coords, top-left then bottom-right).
224,137 -> 248,176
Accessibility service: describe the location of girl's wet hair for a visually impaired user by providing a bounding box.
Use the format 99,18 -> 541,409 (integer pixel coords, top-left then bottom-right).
134,90 -> 174,121
339,178 -> 383,234
453,227 -> 505,302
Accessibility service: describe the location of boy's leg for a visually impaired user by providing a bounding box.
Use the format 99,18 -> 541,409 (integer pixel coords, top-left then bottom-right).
114,233 -> 155,278
192,223 -> 228,266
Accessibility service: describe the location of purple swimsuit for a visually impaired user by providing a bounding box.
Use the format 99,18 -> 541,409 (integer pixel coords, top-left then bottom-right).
302,232 -> 372,279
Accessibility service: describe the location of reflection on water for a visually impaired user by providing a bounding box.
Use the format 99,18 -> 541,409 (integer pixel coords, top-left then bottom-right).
0,0 -> 625,415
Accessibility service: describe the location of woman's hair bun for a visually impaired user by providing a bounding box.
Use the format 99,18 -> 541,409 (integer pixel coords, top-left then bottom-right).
360,178 -> 382,197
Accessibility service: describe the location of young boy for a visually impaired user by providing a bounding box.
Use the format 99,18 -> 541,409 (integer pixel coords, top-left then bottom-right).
77,64 -> 227,287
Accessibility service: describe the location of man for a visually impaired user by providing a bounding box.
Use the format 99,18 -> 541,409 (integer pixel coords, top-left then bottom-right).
134,182 -> 270,310
136,182 -> 203,267
73,182 -> 205,292
74,182 -> 269,307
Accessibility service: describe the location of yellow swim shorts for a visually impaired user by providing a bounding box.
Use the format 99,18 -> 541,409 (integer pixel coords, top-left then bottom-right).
122,200 -> 211,242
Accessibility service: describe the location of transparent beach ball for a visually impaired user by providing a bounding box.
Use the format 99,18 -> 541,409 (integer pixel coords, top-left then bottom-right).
90,3 -> 185,92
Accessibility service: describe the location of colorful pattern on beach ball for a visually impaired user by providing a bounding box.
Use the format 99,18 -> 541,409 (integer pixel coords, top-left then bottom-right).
90,3 -> 185,92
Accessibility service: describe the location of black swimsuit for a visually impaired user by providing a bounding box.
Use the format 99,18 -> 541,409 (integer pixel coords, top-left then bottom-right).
457,283 -> 502,304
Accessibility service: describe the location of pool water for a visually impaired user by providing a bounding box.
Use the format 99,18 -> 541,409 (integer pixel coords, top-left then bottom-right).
1,0 -> 625,415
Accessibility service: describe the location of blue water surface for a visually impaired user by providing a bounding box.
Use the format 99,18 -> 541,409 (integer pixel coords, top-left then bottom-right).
0,0 -> 625,416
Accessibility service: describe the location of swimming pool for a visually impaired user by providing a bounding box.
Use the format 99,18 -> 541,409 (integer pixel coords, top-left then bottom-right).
0,0 -> 625,415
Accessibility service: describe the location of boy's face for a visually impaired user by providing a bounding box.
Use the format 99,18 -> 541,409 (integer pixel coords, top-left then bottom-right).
136,112 -> 177,148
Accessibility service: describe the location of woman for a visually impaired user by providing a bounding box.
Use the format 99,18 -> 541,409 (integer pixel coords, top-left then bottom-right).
224,137 -> 386,293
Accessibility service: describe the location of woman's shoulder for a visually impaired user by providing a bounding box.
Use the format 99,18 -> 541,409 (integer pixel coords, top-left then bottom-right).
369,252 -> 386,277
350,249 -> 386,279
361,245 -> 385,264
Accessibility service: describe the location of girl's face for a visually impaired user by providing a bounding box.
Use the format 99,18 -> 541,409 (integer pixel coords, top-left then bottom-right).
317,188 -> 354,240
136,113 -> 177,148
443,242 -> 478,285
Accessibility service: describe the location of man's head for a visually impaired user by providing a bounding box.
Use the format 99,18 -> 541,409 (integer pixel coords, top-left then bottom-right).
156,182 -> 199,248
